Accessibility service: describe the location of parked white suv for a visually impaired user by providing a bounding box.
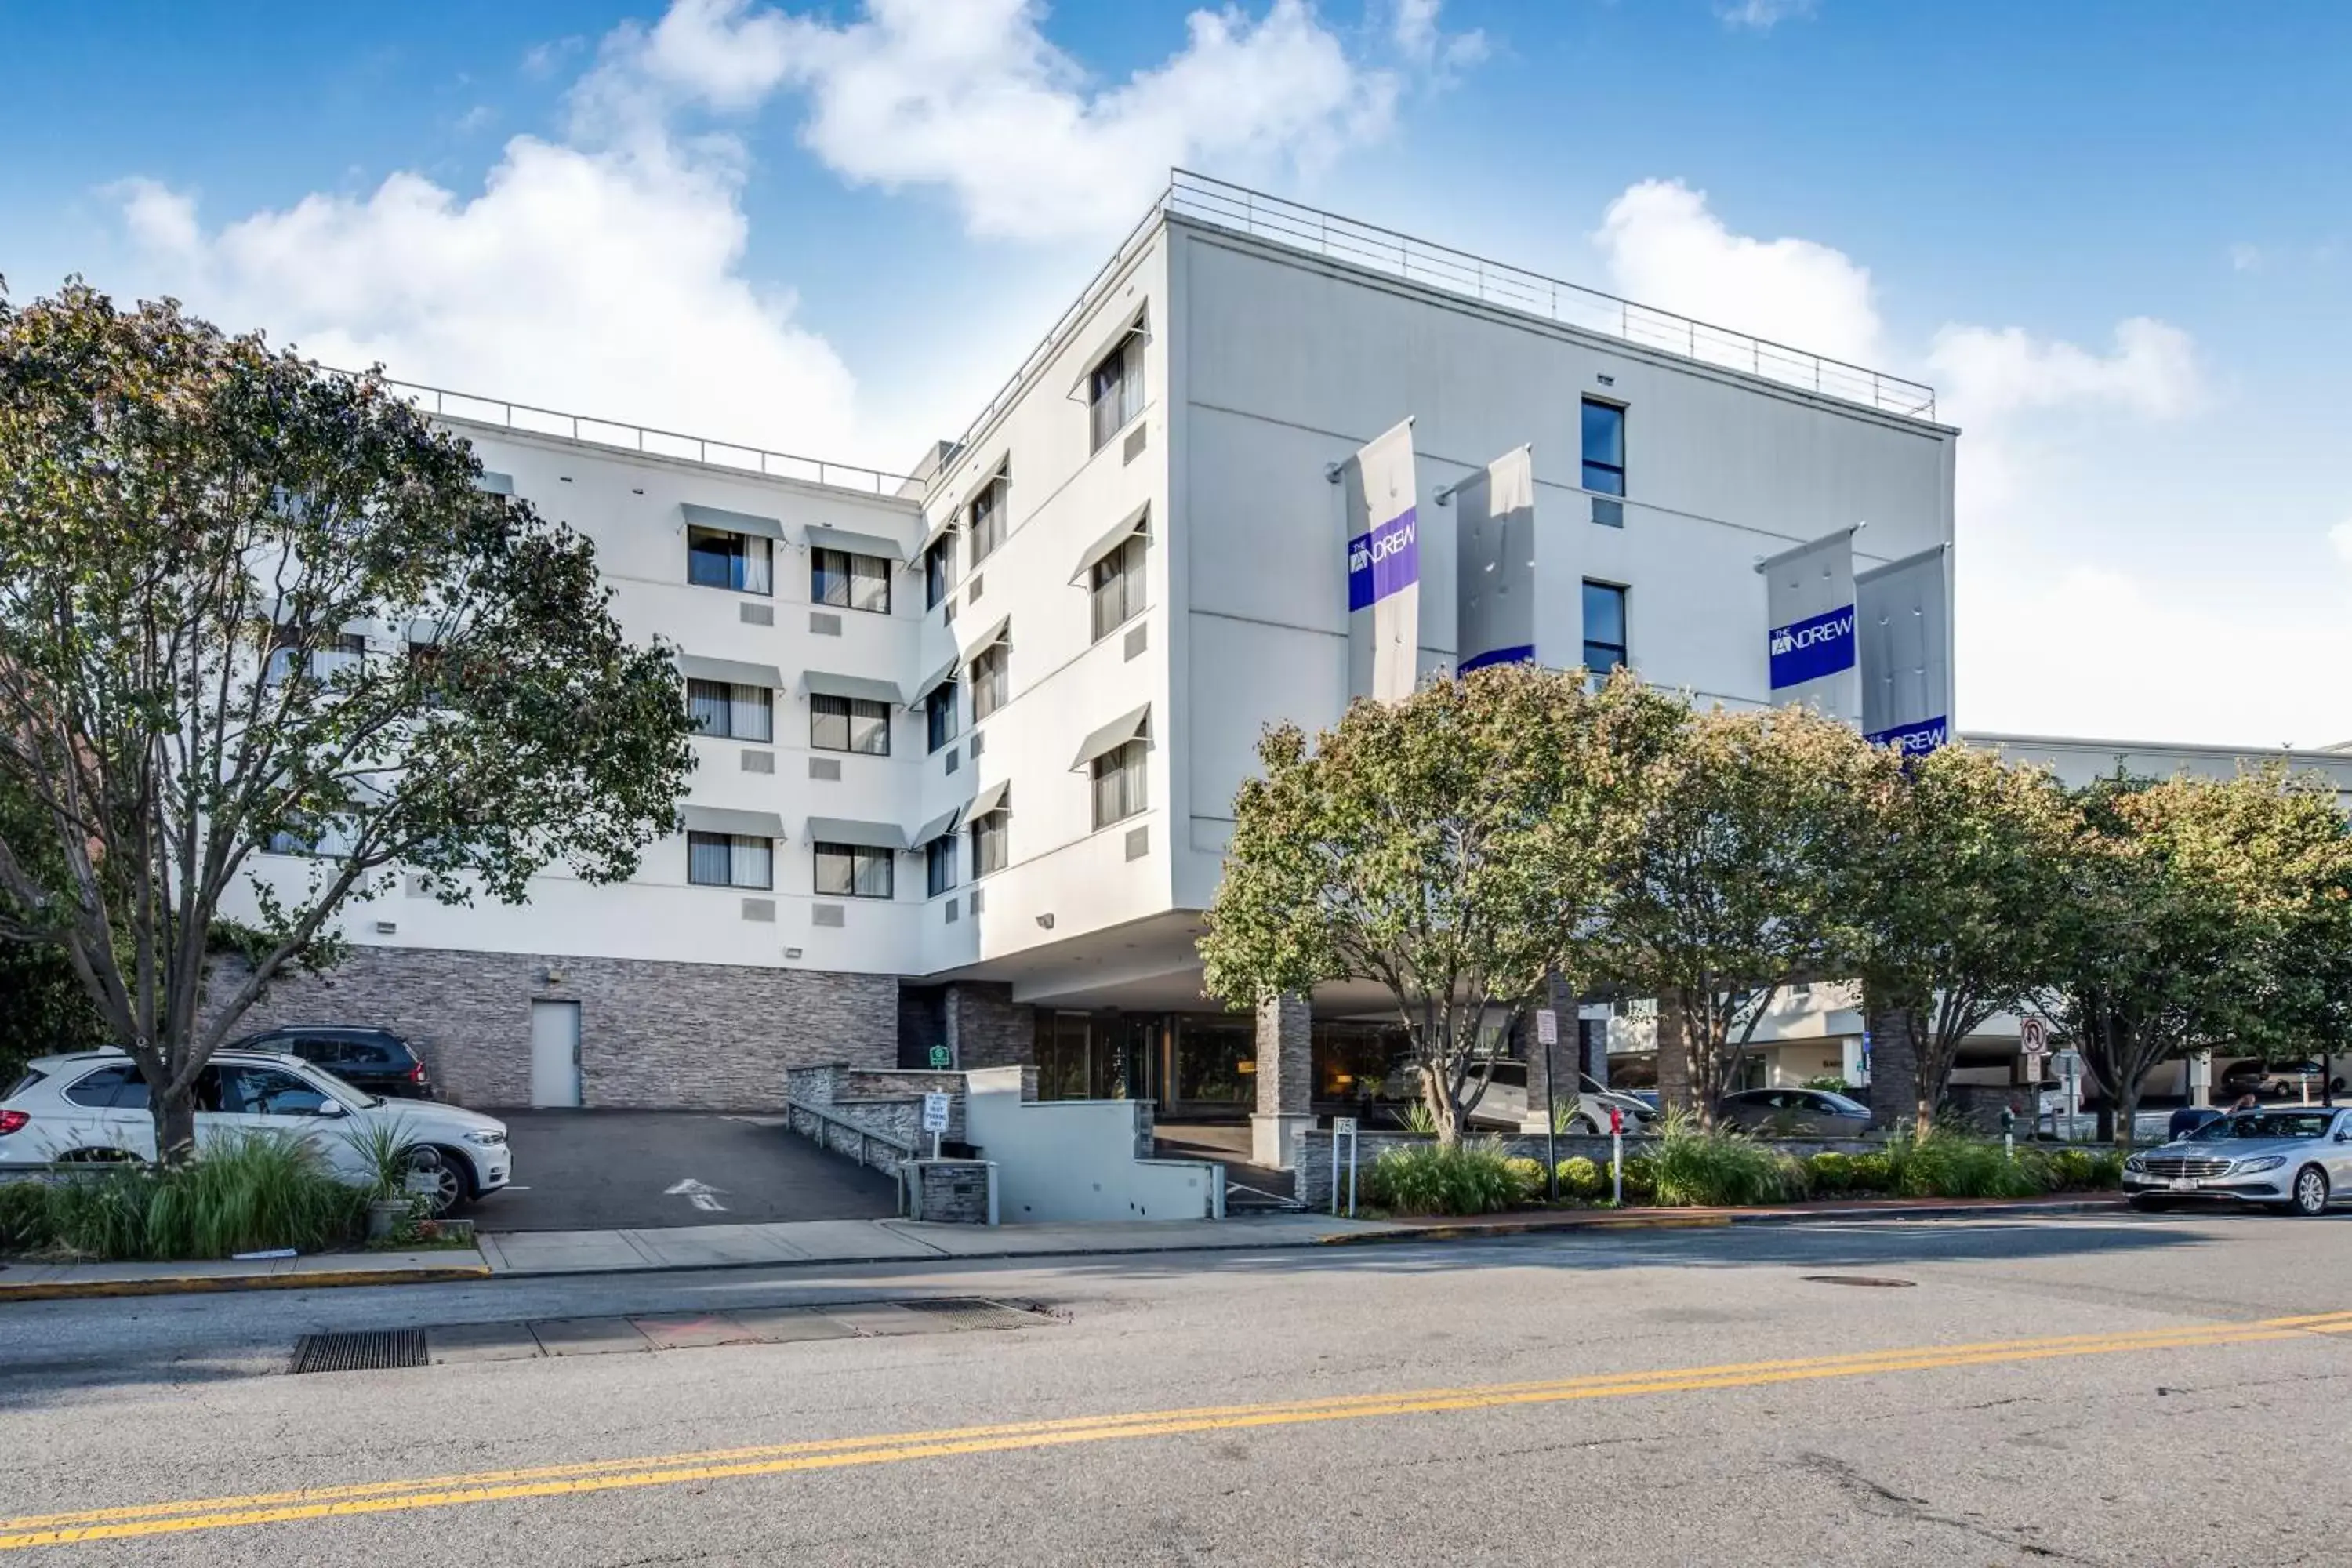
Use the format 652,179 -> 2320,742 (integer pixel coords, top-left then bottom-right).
0,1048 -> 510,1214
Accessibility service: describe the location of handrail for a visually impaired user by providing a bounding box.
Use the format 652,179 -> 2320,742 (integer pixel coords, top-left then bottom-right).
785,1094 -> 915,1178
348,372 -> 918,499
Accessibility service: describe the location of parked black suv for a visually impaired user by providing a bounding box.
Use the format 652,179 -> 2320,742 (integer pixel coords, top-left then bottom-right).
225,1026 -> 434,1099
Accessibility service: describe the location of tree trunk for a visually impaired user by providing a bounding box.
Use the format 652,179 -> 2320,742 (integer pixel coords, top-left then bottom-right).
1425,1072 -> 1460,1148
152,1087 -> 198,1167
2111,1077 -> 2140,1150
1655,994 -> 1697,1122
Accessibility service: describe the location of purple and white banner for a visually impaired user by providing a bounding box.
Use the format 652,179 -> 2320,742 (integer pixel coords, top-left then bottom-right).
1857,543 -> 1953,757
1453,445 -> 1535,675
1756,527 -> 1860,724
1344,418 -> 1421,702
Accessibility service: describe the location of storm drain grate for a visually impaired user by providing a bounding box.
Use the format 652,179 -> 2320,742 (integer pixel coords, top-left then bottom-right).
892,1298 -> 1038,1331
292,1329 -> 430,1374
1802,1275 -> 1917,1289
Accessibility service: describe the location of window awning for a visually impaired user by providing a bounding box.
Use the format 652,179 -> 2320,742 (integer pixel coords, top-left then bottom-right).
967,780 -> 1011,819
915,510 -> 961,560
1071,503 -> 1151,584
800,670 -> 905,706
904,658 -> 959,707
1065,310 -> 1151,401
911,807 -> 964,848
805,525 -> 904,562
677,654 -> 784,690
681,805 -> 786,840
960,615 -> 1011,664
804,816 -> 907,851
681,503 -> 786,541
1070,704 -> 1152,771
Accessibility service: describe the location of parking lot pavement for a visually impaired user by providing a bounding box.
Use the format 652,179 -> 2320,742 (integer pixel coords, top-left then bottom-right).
474,1111 -> 898,1232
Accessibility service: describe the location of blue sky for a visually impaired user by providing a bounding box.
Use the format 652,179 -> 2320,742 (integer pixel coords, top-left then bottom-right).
4,0 -> 2347,747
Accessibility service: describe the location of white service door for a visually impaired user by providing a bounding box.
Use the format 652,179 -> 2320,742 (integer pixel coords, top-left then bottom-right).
529,1000 -> 583,1108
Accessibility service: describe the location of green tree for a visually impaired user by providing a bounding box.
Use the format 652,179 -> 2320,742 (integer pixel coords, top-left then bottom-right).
0,772 -> 109,1083
1199,665 -> 1680,1145
1850,744 -> 2077,1138
1594,702 -> 1878,1128
0,281 -> 695,1161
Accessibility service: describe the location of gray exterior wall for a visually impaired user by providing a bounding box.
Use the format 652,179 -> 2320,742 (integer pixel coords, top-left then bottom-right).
943,982 -> 1034,1070
208,947 -> 896,1110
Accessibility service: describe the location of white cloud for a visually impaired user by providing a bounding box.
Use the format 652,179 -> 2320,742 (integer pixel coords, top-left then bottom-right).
1927,318 -> 2200,425
2229,241 -> 2263,272
1718,0 -> 1818,31
1593,178 -> 1883,366
2332,520 -> 2352,569
1393,0 -> 1487,71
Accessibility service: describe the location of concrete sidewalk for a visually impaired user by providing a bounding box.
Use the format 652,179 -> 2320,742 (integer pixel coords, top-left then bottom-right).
0,1247 -> 492,1301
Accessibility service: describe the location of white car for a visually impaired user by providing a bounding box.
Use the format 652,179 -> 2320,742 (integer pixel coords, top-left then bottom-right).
0,1047 -> 510,1214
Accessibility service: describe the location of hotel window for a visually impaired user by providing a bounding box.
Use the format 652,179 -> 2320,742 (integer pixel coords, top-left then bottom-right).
688,832 -> 773,890
810,695 -> 891,756
1091,739 -> 1149,829
686,679 -> 772,742
264,630 -> 365,687
967,468 -> 1008,565
969,641 -> 1008,721
265,818 -> 357,858
926,682 -> 960,753
814,841 -> 894,900
926,837 -> 959,898
924,533 -> 958,609
1581,580 -> 1628,676
687,525 -> 772,593
970,811 -> 1008,880
1089,532 -> 1147,642
1088,322 -> 1145,452
1581,398 -> 1626,528
811,547 -> 890,615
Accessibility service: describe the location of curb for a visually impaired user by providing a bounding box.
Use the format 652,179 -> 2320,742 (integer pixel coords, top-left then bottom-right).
1315,1196 -> 2128,1246
0,1261 -> 493,1303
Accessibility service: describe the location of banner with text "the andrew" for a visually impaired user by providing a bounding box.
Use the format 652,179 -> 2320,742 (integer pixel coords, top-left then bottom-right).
1344,418 -> 1421,703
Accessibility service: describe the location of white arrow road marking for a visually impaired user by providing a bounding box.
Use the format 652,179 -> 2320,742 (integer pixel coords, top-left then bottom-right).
664,1178 -> 728,1213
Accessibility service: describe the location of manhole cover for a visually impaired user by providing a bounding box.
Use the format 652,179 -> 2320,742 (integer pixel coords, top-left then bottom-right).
292,1329 -> 430,1374
1802,1275 -> 1916,1289
893,1298 -> 1039,1330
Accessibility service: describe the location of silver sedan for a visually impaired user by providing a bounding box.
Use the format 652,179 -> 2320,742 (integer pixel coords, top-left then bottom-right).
2123,1106 -> 2352,1216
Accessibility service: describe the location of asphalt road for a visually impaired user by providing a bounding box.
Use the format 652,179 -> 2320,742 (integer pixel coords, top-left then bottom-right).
478,1111 -> 898,1231
5,1211 -> 2350,1565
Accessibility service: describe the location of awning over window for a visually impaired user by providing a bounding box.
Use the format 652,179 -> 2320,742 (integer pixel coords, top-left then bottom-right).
805,525 -> 904,562
967,780 -> 1011,819
800,670 -> 904,706
676,654 -> 784,690
1071,503 -> 1150,584
960,615 -> 1011,664
1070,704 -> 1152,771
1065,310 -> 1151,400
681,805 -> 786,840
681,503 -> 786,540
911,808 -> 964,848
904,658 -> 959,707
804,816 -> 907,851
915,510 -> 961,560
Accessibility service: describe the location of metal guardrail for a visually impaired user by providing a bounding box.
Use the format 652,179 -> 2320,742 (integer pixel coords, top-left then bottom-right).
361,374 -> 916,498
784,1096 -> 915,1176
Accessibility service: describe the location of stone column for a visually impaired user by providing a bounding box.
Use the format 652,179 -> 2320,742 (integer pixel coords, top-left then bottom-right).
1250,993 -> 1313,1170
1863,993 -> 1920,1136
944,982 -> 1034,1071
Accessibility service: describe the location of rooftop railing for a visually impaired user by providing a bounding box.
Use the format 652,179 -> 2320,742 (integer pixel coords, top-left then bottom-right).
1163,170 -> 1937,422
369,376 -> 916,498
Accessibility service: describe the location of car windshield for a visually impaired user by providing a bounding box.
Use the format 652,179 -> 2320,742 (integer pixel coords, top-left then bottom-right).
292,1062 -> 383,1109
2189,1112 -> 2333,1142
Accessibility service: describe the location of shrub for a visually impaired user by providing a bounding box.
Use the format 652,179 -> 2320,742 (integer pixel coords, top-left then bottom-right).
1501,1156 -> 1548,1203
2085,1150 -> 2125,1189
38,1135 -> 365,1261
1615,1154 -> 1657,1204
1807,1151 -> 1855,1196
1847,1152 -> 1893,1194
1643,1118 -> 1806,1207
1882,1132 -> 2044,1200
0,1179 -> 53,1252
1556,1156 -> 1605,1200
2045,1147 -> 2100,1192
1362,1139 -> 1526,1216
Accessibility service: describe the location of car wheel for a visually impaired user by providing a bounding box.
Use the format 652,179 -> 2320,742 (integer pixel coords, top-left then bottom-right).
59,1147 -> 142,1164
409,1146 -> 472,1217
2288,1165 -> 2330,1217
2126,1195 -> 2172,1212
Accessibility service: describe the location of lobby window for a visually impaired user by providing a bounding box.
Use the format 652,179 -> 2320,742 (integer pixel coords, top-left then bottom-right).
811,694 -> 891,756
1581,398 -> 1625,528
1581,580 -> 1628,677
687,525 -> 772,593
969,641 -> 1008,721
1089,532 -> 1147,642
970,811 -> 1008,880
1091,739 -> 1148,830
812,547 -> 890,615
814,841 -> 894,900
688,832 -> 773,890
687,679 -> 772,743
967,467 -> 1008,565
926,682 -> 960,753
1088,321 -> 1145,452
926,837 -> 958,898
924,532 -> 958,610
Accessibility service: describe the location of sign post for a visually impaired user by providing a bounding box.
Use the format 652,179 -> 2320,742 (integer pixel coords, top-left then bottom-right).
2051,1048 -> 2082,1143
920,1091 -> 951,1161
1536,1007 -> 1560,1200
927,1044 -> 953,1072
1332,1116 -> 1359,1218
1609,1105 -> 1624,1207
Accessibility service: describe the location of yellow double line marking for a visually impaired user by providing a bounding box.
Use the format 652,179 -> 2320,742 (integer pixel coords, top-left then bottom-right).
7,1310 -> 2349,1551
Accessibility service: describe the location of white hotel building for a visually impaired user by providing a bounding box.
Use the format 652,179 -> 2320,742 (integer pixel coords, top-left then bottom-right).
230,172 -> 2348,1129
